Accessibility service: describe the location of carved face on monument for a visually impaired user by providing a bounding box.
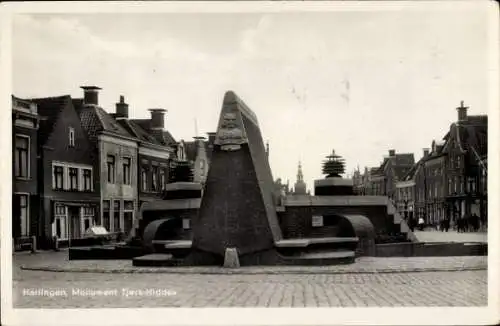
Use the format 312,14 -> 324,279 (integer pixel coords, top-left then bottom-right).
221,113 -> 238,129
216,111 -> 247,151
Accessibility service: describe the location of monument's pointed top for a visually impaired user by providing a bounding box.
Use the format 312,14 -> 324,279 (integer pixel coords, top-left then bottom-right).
223,90 -> 238,104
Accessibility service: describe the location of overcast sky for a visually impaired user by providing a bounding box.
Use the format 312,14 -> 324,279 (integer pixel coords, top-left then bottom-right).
12,3 -> 493,191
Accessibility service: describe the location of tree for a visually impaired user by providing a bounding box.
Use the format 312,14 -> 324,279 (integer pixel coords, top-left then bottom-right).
322,150 -> 346,178
170,160 -> 194,183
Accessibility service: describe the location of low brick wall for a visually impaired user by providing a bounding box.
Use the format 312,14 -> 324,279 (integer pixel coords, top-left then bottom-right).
375,242 -> 487,257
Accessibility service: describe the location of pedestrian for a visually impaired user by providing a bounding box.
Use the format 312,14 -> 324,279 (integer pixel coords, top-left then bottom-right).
418,217 -> 425,231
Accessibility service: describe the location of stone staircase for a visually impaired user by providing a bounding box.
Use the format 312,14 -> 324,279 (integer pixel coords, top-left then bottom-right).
387,199 -> 418,242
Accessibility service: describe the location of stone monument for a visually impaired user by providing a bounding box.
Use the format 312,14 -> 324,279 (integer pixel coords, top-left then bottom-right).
188,91 -> 283,264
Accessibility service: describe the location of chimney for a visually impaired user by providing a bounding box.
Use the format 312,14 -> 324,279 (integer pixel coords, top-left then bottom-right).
423,148 -> 430,157
115,95 -> 129,119
207,132 -> 216,146
388,149 -> 396,157
457,100 -> 468,122
80,86 -> 101,106
149,108 -> 166,130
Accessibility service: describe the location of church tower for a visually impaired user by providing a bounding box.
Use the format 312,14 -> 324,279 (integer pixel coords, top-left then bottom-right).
293,161 -> 307,195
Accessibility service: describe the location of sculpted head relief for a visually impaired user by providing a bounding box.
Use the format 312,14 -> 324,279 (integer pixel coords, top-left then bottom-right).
216,111 -> 247,151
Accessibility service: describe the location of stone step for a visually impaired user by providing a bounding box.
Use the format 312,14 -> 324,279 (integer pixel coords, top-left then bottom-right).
275,237 -> 358,248
279,250 -> 356,265
132,253 -> 179,267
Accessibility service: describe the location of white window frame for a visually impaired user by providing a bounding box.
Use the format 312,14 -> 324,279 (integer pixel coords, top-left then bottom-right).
52,163 -> 65,190
107,155 -> 116,184
122,157 -> 131,185
81,168 -> 93,191
81,206 -> 94,236
69,167 -> 79,191
123,201 -> 134,235
14,134 -> 30,179
112,200 -> 121,232
69,127 -> 75,147
53,204 -> 68,240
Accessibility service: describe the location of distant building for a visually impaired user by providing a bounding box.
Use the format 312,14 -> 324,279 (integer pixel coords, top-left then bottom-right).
183,132 -> 216,186
368,149 -> 415,199
12,96 -> 40,248
399,101 -> 487,228
292,161 -> 307,195
442,102 -> 487,226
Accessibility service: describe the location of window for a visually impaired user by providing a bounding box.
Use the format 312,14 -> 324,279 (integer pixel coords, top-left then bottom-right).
53,165 -> 64,190
69,168 -> 78,190
448,178 -> 452,194
83,169 -> 92,191
102,200 -> 110,231
182,218 -> 190,230
107,155 -> 115,183
82,207 -> 94,234
122,201 -> 134,236
141,168 -> 148,191
122,157 -> 131,185
454,177 -> 458,193
16,194 -> 29,236
53,204 -> 68,240
160,169 -> 166,190
14,135 -> 29,178
152,166 -> 158,191
312,215 -> 324,227
68,127 -> 75,147
113,200 -> 121,232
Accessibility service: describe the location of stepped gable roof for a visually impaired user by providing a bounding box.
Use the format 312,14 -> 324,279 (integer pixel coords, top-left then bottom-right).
31,95 -> 72,145
73,99 -> 132,143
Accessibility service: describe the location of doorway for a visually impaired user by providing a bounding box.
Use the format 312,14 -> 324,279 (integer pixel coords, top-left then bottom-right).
68,206 -> 81,239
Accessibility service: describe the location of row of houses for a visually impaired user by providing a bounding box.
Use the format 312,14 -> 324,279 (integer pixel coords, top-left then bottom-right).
353,101 -> 488,228
12,86 -> 213,249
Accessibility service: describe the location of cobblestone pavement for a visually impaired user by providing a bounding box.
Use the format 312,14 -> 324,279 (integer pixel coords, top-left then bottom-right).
11,252 -> 487,308
14,251 -> 487,274
13,269 -> 487,308
414,230 -> 487,243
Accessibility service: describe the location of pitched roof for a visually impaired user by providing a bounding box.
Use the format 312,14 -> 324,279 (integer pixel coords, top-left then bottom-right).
31,95 -> 72,145
129,119 -> 176,146
73,99 -> 132,143
374,153 -> 414,177
116,119 -> 158,144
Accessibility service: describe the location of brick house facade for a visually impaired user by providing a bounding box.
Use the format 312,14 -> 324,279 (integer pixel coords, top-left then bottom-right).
75,87 -> 140,237
31,94 -> 100,247
114,97 -> 176,211
366,150 -> 415,199
442,103 -> 487,227
12,96 -> 40,247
